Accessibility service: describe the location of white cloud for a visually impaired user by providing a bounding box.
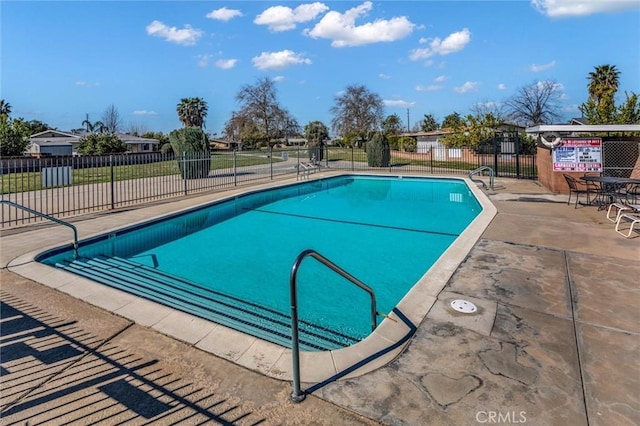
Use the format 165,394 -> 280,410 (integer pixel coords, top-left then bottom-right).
498,83 -> 507,90
215,59 -> 238,69
206,7 -> 243,22
530,60 -> 556,72
453,81 -> 479,94
384,99 -> 416,108
273,76 -> 286,82
252,50 -> 312,70
146,20 -> 203,46
538,80 -> 564,92
255,2 -> 329,32
531,0 -> 639,17
434,75 -> 447,83
410,28 -> 471,60
418,37 -> 428,44
415,84 -> 443,92
75,81 -> 99,87
132,110 -> 158,116
305,1 -> 415,47
196,54 -> 212,67
379,73 -> 391,79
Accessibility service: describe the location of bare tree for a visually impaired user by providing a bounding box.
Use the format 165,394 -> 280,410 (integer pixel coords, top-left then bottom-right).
470,102 -> 506,121
126,122 -> 149,136
235,77 -> 290,144
505,81 -> 563,126
101,104 -> 121,133
330,84 -> 384,145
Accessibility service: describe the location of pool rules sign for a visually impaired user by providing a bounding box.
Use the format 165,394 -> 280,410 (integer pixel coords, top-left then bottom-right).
552,138 -> 602,172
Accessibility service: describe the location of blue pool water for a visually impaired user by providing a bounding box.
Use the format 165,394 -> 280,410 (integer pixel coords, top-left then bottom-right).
39,175 -> 481,350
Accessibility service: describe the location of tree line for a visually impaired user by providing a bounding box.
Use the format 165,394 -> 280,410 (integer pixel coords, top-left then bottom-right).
2,64 -> 638,157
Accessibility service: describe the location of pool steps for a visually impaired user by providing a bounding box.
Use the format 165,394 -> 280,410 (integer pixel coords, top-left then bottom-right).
55,255 -> 360,351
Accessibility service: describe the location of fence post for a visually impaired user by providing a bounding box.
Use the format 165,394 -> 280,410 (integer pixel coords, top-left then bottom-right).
233,150 -> 237,186
183,152 -> 188,196
110,154 -> 115,210
493,134 -> 499,177
351,145 -> 354,171
325,144 -> 329,168
430,149 -> 433,174
515,133 -> 521,179
269,145 -> 273,180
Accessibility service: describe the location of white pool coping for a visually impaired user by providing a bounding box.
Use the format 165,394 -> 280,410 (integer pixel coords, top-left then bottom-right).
7,171 -> 496,385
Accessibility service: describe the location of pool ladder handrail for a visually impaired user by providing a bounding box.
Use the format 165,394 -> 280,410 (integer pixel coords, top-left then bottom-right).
468,166 -> 495,190
289,248 -> 380,402
1,200 -> 79,259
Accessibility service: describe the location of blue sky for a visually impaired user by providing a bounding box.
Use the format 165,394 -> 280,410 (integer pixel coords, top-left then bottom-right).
3,1 -> 639,136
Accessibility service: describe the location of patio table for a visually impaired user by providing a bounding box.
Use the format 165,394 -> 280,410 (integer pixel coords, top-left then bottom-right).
581,176 -> 640,208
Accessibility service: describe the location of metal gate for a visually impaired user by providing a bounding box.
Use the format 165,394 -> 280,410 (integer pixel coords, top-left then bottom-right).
476,132 -> 537,179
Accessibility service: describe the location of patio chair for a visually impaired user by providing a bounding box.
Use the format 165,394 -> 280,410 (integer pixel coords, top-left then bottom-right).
564,174 -> 594,208
623,183 -> 640,203
606,202 -> 639,223
615,212 -> 640,238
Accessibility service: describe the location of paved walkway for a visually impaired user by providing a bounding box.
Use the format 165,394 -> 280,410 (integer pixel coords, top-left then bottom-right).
1,175 -> 638,425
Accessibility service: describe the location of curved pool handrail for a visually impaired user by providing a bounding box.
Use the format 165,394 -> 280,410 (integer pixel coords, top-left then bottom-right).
469,166 -> 495,190
289,248 -> 379,402
1,200 -> 79,259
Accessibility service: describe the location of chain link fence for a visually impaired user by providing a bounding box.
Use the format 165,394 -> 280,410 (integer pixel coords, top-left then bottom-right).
602,138 -> 640,178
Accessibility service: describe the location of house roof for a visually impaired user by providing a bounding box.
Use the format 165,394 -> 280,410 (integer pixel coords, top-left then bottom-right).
526,124 -> 640,134
30,130 -> 80,139
29,130 -> 159,145
569,117 -> 589,125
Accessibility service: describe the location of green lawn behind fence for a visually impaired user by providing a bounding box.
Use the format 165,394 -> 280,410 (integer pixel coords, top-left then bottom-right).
1,153 -> 276,194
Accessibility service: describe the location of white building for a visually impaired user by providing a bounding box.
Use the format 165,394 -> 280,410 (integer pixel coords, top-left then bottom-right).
28,130 -> 159,156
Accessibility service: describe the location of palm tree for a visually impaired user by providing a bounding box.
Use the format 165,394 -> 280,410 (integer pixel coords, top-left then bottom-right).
177,97 -> 208,128
0,99 -> 11,117
588,64 -> 620,105
81,118 -> 106,133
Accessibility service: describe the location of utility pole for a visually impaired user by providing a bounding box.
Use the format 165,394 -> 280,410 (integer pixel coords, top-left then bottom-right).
406,109 -> 410,132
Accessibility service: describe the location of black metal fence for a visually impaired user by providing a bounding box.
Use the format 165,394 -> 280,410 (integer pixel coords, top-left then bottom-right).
1,145 -> 536,228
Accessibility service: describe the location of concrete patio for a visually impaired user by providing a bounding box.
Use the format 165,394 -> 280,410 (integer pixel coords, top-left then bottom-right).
1,176 -> 638,425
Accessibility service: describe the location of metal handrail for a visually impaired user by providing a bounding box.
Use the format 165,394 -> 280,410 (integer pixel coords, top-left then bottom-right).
469,166 -> 495,190
1,200 -> 79,259
289,248 -> 379,402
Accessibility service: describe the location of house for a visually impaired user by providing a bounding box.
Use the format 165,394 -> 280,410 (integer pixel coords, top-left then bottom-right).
27,130 -> 159,156
402,130 -> 451,154
569,117 -> 589,125
404,122 -> 527,156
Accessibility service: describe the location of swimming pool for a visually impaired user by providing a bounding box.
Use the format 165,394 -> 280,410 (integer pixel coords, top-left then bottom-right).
38,175 -> 482,351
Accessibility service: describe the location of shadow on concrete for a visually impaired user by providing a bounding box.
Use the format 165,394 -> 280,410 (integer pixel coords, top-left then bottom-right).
0,293 -> 264,425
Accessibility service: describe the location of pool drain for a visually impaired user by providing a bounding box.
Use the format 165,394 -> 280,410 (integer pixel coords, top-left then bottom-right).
450,299 -> 477,314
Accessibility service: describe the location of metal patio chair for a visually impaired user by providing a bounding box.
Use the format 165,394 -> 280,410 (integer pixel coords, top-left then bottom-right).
564,174 -> 595,208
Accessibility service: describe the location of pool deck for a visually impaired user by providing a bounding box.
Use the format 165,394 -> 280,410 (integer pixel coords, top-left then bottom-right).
1,174 -> 638,425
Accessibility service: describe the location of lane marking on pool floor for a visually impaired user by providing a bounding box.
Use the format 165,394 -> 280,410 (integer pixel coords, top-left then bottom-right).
244,208 -> 460,238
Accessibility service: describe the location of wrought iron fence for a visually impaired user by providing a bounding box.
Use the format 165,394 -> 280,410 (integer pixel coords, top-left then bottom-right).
1,145 -> 536,228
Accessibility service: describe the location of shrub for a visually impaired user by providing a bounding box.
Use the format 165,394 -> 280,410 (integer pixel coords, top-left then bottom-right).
77,134 -> 127,155
169,127 -> 211,179
366,132 -> 390,167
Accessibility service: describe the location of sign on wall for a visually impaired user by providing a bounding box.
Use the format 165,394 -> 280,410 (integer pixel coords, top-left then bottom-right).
552,138 -> 602,172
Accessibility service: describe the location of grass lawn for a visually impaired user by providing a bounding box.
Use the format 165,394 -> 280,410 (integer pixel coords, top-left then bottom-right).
1,153 -> 278,194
